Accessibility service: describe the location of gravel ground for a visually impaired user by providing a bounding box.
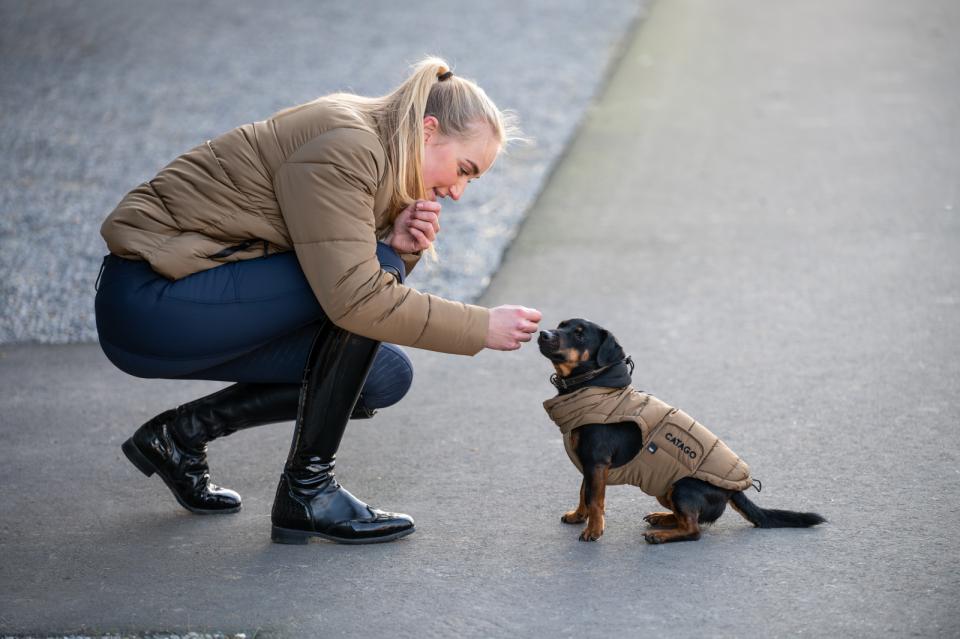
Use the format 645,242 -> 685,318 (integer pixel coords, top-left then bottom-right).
0,0 -> 647,344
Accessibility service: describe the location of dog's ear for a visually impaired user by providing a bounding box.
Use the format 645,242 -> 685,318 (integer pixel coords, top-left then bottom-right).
596,330 -> 625,367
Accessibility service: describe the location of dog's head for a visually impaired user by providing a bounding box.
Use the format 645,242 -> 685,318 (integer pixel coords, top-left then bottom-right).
537,318 -> 626,382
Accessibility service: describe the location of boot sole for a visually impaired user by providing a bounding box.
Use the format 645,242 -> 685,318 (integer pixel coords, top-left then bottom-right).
271,524 -> 415,545
121,437 -> 241,515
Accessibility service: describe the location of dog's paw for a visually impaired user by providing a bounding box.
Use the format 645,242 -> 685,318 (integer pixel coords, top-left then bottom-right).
644,532 -> 665,544
561,511 -> 586,524
579,527 -> 603,542
643,512 -> 676,528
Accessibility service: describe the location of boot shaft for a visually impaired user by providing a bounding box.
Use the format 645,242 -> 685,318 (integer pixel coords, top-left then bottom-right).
172,382 -> 300,448
284,321 -> 381,470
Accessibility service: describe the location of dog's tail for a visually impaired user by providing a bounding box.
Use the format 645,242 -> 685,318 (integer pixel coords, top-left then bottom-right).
730,491 -> 826,528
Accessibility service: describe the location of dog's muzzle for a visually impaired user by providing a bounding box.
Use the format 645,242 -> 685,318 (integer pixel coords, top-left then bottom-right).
538,331 -> 560,356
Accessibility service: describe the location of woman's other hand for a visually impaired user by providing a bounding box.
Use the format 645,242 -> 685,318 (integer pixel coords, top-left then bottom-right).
485,305 -> 542,351
386,200 -> 441,254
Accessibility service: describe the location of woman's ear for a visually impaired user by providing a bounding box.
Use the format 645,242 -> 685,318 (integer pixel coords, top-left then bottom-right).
596,331 -> 625,367
423,115 -> 439,143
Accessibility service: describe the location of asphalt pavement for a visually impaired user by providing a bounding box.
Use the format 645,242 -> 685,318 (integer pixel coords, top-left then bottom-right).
2,0 -> 959,637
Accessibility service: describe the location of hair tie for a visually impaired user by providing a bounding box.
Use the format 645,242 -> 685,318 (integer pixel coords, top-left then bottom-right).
437,70 -> 453,81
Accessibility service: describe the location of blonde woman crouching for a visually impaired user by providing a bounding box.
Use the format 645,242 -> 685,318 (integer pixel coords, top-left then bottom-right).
95,57 -> 541,544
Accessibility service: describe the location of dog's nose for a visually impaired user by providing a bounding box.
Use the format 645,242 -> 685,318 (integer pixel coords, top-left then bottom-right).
539,331 -> 550,341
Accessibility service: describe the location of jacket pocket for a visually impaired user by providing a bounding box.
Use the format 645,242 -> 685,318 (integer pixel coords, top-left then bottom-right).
642,411 -> 705,474
208,239 -> 268,260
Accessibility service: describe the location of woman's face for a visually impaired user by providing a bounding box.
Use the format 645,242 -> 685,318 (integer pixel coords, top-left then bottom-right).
422,116 -> 500,202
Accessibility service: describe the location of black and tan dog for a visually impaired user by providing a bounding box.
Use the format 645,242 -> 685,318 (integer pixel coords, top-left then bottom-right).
538,318 -> 825,543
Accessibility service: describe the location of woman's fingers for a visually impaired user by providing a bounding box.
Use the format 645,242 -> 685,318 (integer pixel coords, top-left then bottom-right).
410,210 -> 440,234
519,319 -> 539,333
415,200 -> 442,214
400,201 -> 417,218
514,308 -> 541,344
515,321 -> 540,342
408,226 -> 430,249
485,305 -> 543,351
524,307 -> 543,323
388,201 -> 439,254
414,201 -> 441,232
409,219 -> 437,243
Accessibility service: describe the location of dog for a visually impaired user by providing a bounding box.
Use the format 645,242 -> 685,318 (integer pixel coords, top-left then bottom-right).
538,318 -> 826,543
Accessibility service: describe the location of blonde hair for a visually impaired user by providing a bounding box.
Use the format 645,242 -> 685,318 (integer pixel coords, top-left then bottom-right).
332,56 -> 520,221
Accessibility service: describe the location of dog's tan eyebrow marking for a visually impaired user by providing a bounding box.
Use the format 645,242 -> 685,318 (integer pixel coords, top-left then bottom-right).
580,349 -> 591,361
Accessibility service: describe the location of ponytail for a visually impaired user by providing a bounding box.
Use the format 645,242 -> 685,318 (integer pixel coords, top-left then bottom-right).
388,57 -> 448,211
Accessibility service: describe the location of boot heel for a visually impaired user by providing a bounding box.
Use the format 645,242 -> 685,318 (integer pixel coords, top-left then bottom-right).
122,438 -> 156,477
271,525 -> 311,545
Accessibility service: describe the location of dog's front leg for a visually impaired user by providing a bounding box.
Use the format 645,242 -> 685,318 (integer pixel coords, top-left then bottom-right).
561,479 -> 588,524
580,465 -> 609,541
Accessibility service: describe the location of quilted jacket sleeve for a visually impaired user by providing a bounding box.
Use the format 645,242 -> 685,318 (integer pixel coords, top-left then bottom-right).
274,127 -> 489,355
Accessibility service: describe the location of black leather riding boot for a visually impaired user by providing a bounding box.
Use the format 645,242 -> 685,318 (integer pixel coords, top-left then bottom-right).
270,319 -> 415,544
122,382 -> 300,514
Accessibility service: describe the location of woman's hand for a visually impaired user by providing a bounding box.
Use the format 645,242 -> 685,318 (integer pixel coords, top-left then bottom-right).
485,305 -> 542,351
385,200 -> 441,254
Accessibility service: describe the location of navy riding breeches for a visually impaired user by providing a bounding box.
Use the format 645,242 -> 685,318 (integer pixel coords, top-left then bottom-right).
94,247 -> 413,410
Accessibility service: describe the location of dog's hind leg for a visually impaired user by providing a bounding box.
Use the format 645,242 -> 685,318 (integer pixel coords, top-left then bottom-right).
643,486 -> 702,544
561,479 -> 588,524
644,494 -> 679,528
579,465 -> 609,541
644,512 -> 701,544
643,512 -> 678,528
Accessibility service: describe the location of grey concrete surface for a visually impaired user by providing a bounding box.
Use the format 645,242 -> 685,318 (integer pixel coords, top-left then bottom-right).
2,0 -> 960,637
0,0 -> 645,344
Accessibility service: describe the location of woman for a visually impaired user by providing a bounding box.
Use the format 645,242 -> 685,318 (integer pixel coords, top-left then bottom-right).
95,57 -> 542,545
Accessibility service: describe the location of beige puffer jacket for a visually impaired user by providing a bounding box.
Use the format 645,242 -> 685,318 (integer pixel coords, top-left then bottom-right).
543,386 -> 753,496
101,97 -> 489,356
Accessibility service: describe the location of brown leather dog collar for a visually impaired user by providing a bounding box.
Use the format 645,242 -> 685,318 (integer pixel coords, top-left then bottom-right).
550,356 -> 635,392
